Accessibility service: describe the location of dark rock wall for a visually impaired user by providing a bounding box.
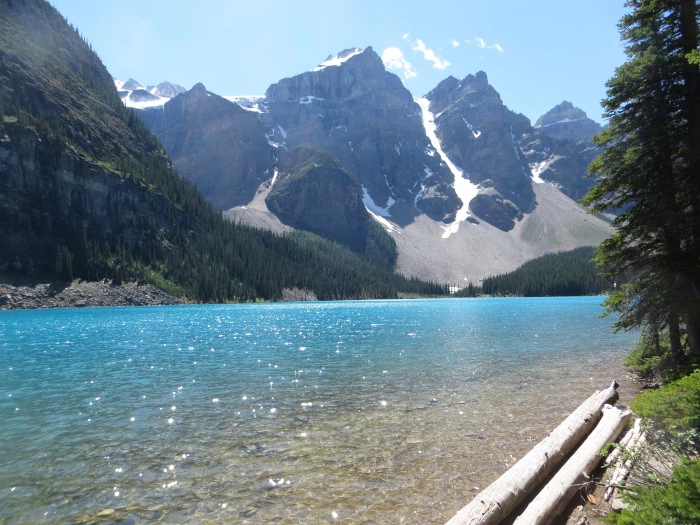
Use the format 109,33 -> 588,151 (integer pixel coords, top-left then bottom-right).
0,121 -> 183,273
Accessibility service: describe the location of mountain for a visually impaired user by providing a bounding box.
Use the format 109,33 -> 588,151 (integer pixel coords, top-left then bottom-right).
0,0 -> 444,301
261,47 -> 460,225
534,101 -> 602,142
265,147 -> 371,252
125,49 -> 612,286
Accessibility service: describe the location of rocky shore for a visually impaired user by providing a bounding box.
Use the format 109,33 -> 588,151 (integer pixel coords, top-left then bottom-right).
0,275 -> 185,310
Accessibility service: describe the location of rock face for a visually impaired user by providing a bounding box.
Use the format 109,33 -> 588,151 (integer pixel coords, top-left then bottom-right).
534,101 -> 602,142
266,147 -> 371,252
139,83 -> 274,209
518,129 -> 600,201
263,47 -> 459,225
425,72 -> 535,230
0,120 -> 182,275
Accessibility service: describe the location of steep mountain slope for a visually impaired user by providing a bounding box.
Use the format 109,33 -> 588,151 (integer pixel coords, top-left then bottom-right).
265,147 -> 370,252
0,0 -> 443,301
424,72 -> 534,232
139,83 -> 274,209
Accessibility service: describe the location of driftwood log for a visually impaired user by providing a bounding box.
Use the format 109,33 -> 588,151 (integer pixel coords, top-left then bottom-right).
605,419 -> 646,501
513,404 -> 632,525
604,418 -> 639,468
444,381 -> 619,525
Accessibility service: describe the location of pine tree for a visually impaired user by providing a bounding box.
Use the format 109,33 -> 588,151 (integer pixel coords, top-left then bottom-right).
584,0 -> 700,364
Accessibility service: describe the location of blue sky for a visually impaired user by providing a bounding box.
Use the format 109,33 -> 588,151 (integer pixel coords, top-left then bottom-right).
50,0 -> 628,124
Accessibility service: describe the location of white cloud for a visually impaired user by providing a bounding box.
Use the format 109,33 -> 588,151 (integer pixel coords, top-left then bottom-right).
475,36 -> 504,52
402,33 -> 410,40
382,47 -> 418,79
451,40 -> 460,48
411,39 -> 451,70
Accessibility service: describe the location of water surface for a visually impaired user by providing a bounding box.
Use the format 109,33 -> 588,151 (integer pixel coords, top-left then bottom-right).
0,297 -> 639,524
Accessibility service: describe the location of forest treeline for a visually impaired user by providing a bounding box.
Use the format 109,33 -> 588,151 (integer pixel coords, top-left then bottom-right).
453,247 -> 609,297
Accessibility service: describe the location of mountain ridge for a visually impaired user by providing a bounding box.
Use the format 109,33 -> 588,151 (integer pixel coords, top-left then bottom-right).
122,48 -> 610,285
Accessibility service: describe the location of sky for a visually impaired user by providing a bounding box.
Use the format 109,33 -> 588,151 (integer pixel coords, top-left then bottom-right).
49,0 -> 629,124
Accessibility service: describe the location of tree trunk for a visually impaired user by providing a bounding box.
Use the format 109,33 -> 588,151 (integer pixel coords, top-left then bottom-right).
513,405 -> 632,525
685,310 -> 700,364
668,311 -> 685,365
444,382 -> 619,525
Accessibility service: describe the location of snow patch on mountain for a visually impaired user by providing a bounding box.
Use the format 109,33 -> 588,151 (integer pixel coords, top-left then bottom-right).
415,97 -> 479,239
462,117 -> 481,138
535,117 -> 588,129
362,186 -> 394,217
529,161 -> 548,183
114,78 -> 170,110
269,168 -> 279,189
265,124 -> 288,148
224,95 -> 267,113
314,47 -> 363,71
299,95 -> 324,104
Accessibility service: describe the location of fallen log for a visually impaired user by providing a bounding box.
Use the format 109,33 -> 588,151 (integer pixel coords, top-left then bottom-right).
604,418 -> 639,468
604,423 -> 646,501
513,404 -> 633,525
444,381 -> 619,525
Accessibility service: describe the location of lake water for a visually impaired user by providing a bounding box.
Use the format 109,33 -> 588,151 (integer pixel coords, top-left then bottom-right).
0,297 -> 639,524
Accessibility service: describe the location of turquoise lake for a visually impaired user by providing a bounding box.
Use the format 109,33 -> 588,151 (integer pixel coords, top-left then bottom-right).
0,297 -> 639,524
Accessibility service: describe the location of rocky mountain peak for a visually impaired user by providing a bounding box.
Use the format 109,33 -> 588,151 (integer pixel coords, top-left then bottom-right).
121,77 -> 142,91
535,101 -> 585,127
473,70 -> 489,90
190,82 -> 208,94
534,101 -> 602,141
425,70 -> 535,230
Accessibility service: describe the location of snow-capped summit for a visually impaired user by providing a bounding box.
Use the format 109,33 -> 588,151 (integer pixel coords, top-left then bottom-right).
313,47 -> 363,71
146,81 -> 186,98
223,95 -> 267,113
114,78 -> 185,110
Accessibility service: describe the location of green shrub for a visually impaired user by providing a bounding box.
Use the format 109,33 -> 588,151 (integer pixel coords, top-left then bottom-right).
625,329 -> 671,379
632,371 -> 700,433
625,329 -> 693,381
606,459 -> 700,525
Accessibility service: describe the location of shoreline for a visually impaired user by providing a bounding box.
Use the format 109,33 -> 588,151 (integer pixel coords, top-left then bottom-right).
0,275 -> 185,310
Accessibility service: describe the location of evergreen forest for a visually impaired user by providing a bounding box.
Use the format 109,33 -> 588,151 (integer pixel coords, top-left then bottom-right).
453,247 -> 609,297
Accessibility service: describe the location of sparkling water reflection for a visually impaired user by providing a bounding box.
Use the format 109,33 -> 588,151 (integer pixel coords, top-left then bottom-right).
0,297 -> 639,524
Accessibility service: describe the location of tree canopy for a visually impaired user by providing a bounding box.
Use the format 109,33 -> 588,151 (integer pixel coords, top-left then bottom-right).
584,0 -> 700,366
